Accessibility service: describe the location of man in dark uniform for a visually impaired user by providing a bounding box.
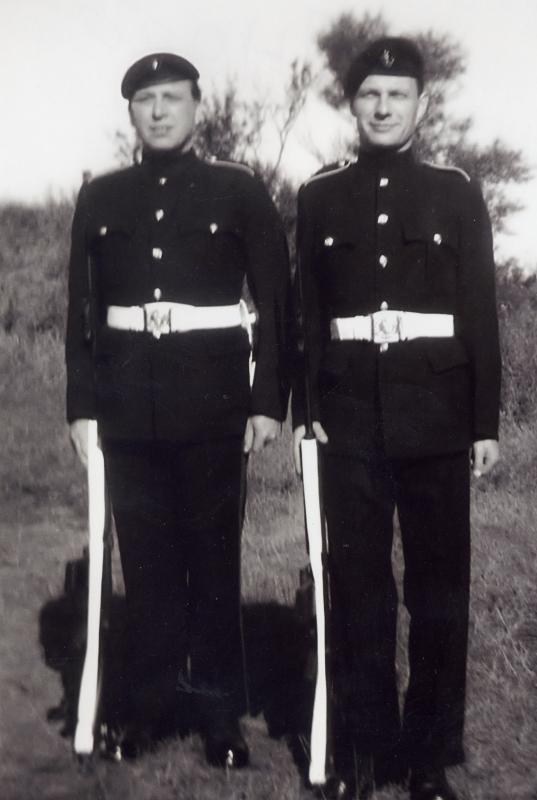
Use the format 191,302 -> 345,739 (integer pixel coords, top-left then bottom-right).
66,53 -> 291,766
293,38 -> 500,800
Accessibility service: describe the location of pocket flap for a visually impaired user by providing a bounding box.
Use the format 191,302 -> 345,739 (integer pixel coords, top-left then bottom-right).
402,217 -> 458,250
89,217 -> 135,241
320,223 -> 358,249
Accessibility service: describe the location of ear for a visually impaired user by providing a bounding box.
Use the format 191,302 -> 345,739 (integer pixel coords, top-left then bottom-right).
416,91 -> 429,125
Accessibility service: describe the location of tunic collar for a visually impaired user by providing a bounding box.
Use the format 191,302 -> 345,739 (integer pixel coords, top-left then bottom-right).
141,146 -> 198,172
356,146 -> 416,172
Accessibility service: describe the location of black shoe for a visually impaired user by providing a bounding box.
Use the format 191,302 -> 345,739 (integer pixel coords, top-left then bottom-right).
410,766 -> 459,800
119,724 -> 153,761
374,753 -> 408,788
313,775 -> 357,800
312,761 -> 373,800
203,720 -> 249,769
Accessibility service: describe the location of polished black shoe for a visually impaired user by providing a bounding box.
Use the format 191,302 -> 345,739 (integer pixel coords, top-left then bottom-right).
312,764 -> 373,800
409,766 -> 459,800
118,724 -> 153,761
203,720 -> 249,769
374,753 -> 408,788
312,775 -> 356,800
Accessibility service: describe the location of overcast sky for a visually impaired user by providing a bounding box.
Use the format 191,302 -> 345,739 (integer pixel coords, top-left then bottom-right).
2,0 -> 536,266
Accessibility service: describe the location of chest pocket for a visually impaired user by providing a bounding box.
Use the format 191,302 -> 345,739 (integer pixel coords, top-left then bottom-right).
402,216 -> 460,298
88,217 -> 138,286
174,208 -> 247,278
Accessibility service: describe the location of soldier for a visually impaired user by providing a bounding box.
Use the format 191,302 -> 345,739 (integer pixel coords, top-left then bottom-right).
66,53 -> 291,766
293,38 -> 501,800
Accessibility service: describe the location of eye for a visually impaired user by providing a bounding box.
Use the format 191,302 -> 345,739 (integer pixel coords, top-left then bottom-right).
132,93 -> 153,104
164,92 -> 186,103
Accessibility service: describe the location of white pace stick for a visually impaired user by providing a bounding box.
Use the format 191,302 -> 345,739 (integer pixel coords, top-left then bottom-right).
300,437 -> 329,785
73,420 -> 107,756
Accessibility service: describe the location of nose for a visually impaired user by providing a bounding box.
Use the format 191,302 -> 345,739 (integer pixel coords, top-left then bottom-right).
374,94 -> 390,118
151,97 -> 165,119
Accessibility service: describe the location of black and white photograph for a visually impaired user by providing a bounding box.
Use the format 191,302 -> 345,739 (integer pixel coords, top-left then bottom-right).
1,1 -> 536,799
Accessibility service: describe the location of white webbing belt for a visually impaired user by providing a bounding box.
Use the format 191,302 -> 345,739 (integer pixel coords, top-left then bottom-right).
330,310 -> 454,344
107,300 -> 255,340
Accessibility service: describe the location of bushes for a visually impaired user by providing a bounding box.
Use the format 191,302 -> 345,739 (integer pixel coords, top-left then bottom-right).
497,270 -> 537,425
0,331 -> 85,513
0,200 -> 73,336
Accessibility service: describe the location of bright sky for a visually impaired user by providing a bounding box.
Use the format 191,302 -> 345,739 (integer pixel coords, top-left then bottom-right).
2,0 -> 536,266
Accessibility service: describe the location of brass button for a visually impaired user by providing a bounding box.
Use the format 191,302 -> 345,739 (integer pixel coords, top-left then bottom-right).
99,226 -> 107,236
377,213 -> 389,225
380,301 -> 388,311
153,288 -> 162,300
379,177 -> 389,187
158,177 -> 167,186
433,232 -> 442,244
210,223 -> 218,234
324,236 -> 334,247
152,247 -> 163,260
379,254 -> 388,268
155,209 -> 164,221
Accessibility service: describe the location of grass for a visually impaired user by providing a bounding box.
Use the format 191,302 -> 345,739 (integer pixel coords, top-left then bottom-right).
0,332 -> 536,799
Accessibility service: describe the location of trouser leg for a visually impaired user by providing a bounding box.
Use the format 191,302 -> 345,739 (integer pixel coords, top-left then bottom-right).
395,451 -> 470,768
322,452 -> 401,760
179,437 -> 245,728
102,439 -> 189,731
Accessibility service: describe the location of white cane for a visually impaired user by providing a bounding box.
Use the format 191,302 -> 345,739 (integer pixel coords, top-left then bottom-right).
73,420 -> 107,756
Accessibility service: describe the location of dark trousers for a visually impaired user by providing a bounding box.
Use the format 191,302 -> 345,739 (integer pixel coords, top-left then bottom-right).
102,436 -> 246,731
323,449 -> 470,769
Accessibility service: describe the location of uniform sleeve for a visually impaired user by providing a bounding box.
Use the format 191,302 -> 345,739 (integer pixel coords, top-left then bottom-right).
458,180 -> 501,441
291,184 -> 322,430
242,177 -> 292,421
65,183 -> 97,423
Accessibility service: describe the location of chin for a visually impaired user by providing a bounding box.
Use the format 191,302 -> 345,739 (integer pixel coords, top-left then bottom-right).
147,139 -> 175,150
369,135 -> 402,149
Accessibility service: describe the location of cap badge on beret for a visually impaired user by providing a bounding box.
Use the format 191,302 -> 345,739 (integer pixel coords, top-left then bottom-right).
121,52 -> 200,99
381,49 -> 395,68
343,36 -> 425,100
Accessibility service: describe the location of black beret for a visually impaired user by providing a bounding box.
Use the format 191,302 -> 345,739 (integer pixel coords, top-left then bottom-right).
121,53 -> 200,99
344,37 -> 424,100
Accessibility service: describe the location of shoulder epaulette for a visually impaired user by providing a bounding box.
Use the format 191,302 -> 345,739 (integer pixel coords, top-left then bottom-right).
302,159 -> 353,188
207,156 -> 255,177
423,161 -> 471,182
87,162 -> 136,187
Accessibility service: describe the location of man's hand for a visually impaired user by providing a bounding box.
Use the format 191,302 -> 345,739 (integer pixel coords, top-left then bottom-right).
243,415 -> 281,454
293,422 -> 329,475
471,439 -> 500,478
69,418 -> 92,468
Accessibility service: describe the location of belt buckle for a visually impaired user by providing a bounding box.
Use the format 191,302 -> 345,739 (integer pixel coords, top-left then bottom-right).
372,310 -> 402,344
144,302 -> 172,339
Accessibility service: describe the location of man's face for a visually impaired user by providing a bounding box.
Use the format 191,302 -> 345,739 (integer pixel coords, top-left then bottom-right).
129,80 -> 199,151
350,74 -> 428,151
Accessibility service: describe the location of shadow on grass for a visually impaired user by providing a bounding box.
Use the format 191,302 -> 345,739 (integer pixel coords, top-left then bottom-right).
38,554 -> 315,773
